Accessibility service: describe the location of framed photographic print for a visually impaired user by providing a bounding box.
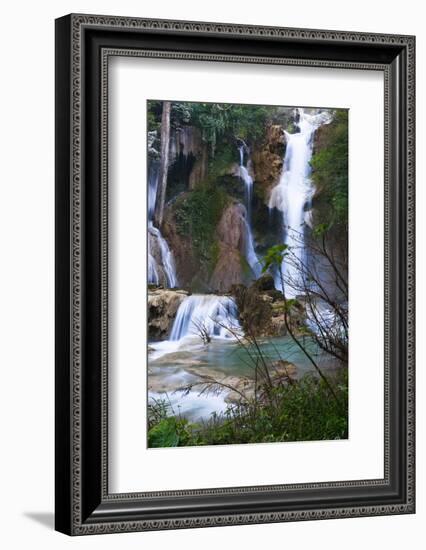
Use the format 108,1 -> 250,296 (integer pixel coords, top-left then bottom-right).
55,14 -> 415,535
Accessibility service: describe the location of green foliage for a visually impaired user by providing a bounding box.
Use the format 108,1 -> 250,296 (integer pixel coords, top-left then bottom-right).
175,102 -> 270,154
174,183 -> 228,268
312,222 -> 331,237
210,240 -> 221,269
147,416 -> 195,448
147,417 -> 180,447
281,298 -> 300,313
261,244 -> 288,273
148,370 -> 348,447
240,253 -> 253,277
147,100 -> 163,132
208,146 -> 236,179
171,102 -> 191,125
310,109 -> 348,227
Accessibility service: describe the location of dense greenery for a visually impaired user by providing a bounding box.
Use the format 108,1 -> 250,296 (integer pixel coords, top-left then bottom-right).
148,370 -> 348,447
176,102 -> 270,152
174,182 -> 228,269
148,101 -> 271,152
310,110 -> 349,227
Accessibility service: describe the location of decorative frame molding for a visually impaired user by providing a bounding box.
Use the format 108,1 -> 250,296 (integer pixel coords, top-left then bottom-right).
55,13 -> 415,535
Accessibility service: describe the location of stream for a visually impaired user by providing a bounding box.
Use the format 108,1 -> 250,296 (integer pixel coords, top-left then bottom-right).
148,295 -> 335,422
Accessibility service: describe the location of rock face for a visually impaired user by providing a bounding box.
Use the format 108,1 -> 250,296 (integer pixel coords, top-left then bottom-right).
231,274 -> 306,337
252,124 -> 286,199
217,202 -> 246,249
312,121 -> 332,157
148,288 -> 189,340
210,203 -> 247,292
161,208 -> 197,289
171,126 -> 209,189
148,228 -> 168,287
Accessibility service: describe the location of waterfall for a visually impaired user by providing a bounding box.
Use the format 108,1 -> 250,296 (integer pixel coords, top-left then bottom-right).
148,294 -> 241,363
148,223 -> 178,288
170,295 -> 241,341
148,239 -> 160,285
148,162 -> 159,220
239,145 -> 253,221
147,162 -> 178,287
269,108 -> 332,295
238,145 -> 262,279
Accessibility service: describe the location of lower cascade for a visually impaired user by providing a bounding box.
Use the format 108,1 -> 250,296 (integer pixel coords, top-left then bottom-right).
170,295 -> 241,341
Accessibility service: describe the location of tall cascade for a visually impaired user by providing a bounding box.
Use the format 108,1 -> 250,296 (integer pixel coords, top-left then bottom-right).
147,163 -> 178,288
238,145 -> 262,279
269,109 -> 332,295
170,295 -> 241,341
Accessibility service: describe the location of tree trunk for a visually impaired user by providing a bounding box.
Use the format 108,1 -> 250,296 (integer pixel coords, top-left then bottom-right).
154,101 -> 171,226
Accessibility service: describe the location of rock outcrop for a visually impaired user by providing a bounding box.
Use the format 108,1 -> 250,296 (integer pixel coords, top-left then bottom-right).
171,126 -> 209,190
161,208 -> 197,289
224,360 -> 298,403
231,274 -> 306,337
251,124 -> 286,199
148,288 -> 189,340
210,202 -> 247,292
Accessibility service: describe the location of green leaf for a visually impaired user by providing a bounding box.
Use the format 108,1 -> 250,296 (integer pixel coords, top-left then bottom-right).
284,298 -> 299,311
261,244 -> 289,272
312,223 -> 330,237
148,418 -> 180,448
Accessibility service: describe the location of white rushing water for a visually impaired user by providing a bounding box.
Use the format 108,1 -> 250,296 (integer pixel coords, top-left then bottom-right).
147,163 -> 178,287
149,295 -> 241,362
148,223 -> 178,288
148,296 -> 240,419
269,108 -> 332,295
170,295 -> 240,341
238,145 -> 262,279
149,389 -> 228,423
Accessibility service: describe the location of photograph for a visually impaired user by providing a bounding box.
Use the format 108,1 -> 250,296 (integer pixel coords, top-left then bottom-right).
147,100 -> 349,448
50,7 -> 415,539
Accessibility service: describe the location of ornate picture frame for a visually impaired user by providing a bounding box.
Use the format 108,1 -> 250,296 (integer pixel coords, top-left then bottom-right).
55,13 -> 415,535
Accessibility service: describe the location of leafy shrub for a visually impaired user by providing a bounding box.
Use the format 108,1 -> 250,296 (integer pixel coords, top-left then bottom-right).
148,418 -> 180,447
174,183 -> 228,268
311,109 -> 348,227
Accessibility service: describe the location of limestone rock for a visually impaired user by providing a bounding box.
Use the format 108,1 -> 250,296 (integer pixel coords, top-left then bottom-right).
251,124 -> 286,199
231,278 -> 306,338
210,203 -> 247,292
148,288 -> 189,340
161,208 -> 197,288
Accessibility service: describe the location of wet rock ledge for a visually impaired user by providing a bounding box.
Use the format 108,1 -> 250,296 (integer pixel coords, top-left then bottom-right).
148,288 -> 189,340
231,274 -> 306,338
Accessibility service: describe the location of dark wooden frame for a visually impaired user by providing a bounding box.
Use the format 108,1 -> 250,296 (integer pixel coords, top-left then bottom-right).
55,13 -> 415,535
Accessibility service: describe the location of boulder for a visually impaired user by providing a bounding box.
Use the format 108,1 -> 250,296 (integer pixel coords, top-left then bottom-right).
231,279 -> 306,338
148,289 -> 189,340
270,360 -> 298,382
224,361 -> 298,404
253,273 -> 275,291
